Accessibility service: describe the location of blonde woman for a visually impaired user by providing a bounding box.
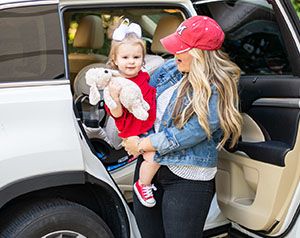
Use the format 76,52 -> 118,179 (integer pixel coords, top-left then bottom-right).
123,16 -> 242,238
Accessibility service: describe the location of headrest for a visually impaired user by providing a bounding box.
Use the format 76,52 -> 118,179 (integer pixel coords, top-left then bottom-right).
151,15 -> 183,54
73,15 -> 105,49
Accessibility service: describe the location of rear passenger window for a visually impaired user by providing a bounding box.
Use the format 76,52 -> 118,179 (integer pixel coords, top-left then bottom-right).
64,8 -> 185,92
194,0 -> 292,75
0,5 -> 64,83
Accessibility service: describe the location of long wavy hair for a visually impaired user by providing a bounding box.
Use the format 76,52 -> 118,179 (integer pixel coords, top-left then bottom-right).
172,48 -> 242,148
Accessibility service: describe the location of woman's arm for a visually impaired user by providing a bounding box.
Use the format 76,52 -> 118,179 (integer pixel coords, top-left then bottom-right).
124,91 -> 220,156
150,91 -> 220,156
149,115 -> 219,156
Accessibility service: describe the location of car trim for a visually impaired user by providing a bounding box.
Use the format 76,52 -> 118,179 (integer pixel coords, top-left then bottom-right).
253,98 -> 300,109
0,79 -> 70,89
0,171 -> 85,209
0,0 -> 57,10
230,197 -> 300,238
275,0 -> 300,52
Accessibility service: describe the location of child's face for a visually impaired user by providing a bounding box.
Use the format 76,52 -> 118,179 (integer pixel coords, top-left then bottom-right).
115,43 -> 144,78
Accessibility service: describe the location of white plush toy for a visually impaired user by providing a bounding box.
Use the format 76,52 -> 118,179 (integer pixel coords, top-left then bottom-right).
85,67 -> 150,121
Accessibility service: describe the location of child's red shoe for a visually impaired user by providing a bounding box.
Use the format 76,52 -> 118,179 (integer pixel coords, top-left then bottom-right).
134,180 -> 156,207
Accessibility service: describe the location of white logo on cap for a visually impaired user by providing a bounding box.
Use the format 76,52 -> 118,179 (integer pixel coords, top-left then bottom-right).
177,25 -> 187,35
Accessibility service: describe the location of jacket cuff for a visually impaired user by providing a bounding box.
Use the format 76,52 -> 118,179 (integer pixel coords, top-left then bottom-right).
148,128 -> 180,156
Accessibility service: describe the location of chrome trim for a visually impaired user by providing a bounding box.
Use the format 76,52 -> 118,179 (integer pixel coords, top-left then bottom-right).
193,0 -> 223,5
275,0 -> 300,53
41,230 -> 86,238
0,80 -> 70,89
192,0 -> 270,8
252,98 -> 300,108
58,3 -> 70,79
0,0 -> 58,10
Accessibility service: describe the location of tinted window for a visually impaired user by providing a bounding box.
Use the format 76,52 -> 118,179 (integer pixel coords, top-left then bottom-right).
0,5 -> 64,83
194,0 -> 291,75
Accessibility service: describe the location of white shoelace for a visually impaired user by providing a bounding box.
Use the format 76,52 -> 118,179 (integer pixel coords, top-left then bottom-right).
142,184 -> 157,199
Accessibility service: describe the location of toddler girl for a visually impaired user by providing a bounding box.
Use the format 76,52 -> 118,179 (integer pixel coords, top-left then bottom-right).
106,20 -> 160,207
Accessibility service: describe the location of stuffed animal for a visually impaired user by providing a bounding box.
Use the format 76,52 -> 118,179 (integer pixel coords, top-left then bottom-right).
85,67 -> 150,121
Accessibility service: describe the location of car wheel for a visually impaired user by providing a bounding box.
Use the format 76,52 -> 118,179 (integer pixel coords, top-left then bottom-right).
0,198 -> 114,238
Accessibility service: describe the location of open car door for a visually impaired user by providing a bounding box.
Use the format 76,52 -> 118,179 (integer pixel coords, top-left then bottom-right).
192,0 -> 300,237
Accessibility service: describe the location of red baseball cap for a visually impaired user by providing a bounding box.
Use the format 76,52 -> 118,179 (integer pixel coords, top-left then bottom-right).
160,16 -> 225,54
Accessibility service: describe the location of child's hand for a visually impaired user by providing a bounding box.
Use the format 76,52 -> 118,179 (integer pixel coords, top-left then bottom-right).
143,151 -> 155,162
108,82 -> 121,102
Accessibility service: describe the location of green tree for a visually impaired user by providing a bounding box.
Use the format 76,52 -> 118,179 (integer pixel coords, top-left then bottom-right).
291,0 -> 300,18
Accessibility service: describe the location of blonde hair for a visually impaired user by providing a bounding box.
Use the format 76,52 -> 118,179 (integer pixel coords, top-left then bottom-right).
107,33 -> 146,69
172,48 -> 242,148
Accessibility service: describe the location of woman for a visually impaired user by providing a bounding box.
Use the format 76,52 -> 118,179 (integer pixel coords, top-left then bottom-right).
123,15 -> 242,238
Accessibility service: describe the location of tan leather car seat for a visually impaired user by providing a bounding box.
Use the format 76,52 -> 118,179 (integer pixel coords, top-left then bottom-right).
68,15 -> 108,80
151,15 -> 183,54
143,14 -> 183,75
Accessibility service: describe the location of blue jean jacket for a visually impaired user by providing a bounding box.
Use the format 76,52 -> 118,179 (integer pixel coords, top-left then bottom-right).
148,59 -> 222,167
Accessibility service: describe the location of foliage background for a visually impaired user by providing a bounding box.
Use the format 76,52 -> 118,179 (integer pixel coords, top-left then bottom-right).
292,0 -> 300,17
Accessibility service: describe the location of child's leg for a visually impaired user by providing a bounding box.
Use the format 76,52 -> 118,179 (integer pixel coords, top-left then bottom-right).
134,152 -> 160,207
139,160 -> 160,185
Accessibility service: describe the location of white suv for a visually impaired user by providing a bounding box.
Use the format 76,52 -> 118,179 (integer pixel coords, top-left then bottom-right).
0,0 -> 300,237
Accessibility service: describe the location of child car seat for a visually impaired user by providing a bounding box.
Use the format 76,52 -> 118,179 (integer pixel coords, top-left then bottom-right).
73,64 -> 132,168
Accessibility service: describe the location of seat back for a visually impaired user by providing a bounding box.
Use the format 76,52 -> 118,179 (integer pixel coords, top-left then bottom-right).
151,15 -> 183,54
143,15 -> 183,74
69,15 -> 108,79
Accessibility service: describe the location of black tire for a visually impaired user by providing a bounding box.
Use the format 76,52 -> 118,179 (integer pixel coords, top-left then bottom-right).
0,198 -> 114,238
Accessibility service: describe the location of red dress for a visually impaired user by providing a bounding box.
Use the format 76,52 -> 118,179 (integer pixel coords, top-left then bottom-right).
105,71 -> 156,138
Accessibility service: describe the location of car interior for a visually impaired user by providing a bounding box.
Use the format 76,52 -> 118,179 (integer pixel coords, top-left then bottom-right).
193,0 -> 300,235
63,7 -> 185,200
63,0 -> 300,234
68,15 -> 108,82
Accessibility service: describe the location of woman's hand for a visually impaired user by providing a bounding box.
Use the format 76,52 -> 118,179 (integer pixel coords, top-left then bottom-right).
122,136 -> 140,158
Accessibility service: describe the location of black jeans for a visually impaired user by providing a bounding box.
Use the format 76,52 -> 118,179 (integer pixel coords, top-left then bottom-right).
133,157 -> 215,238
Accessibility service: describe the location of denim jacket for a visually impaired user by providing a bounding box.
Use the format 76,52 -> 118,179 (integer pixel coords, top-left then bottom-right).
148,59 -> 222,167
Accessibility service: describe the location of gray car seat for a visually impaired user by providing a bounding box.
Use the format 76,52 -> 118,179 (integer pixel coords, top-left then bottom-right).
74,63 -> 123,151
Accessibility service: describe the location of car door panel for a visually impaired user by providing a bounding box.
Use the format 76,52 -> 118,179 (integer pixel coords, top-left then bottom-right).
217,75 -> 300,232
193,0 -> 300,235
217,51 -> 300,233
0,3 -> 85,187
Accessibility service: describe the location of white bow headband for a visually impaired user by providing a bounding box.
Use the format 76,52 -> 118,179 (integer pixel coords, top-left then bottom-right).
112,18 -> 142,41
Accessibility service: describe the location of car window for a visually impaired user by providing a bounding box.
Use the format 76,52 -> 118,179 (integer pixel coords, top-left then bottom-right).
0,5 -> 65,83
66,9 -> 184,57
291,0 -> 300,18
65,8 -> 185,85
194,0 -> 292,75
